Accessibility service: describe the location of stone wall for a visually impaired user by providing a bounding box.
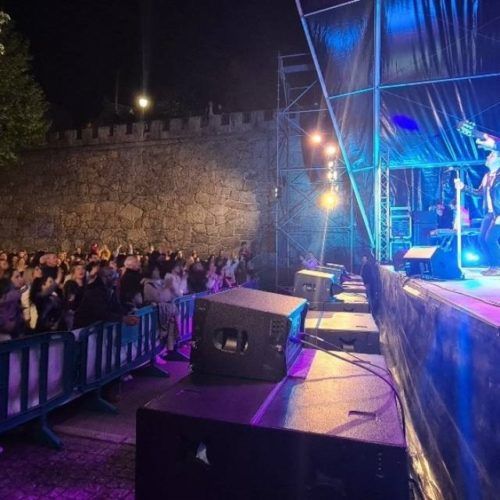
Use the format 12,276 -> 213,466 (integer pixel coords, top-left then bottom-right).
0,111 -> 276,255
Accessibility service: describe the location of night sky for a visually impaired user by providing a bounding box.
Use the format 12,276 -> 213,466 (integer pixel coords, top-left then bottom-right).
1,0 -> 307,127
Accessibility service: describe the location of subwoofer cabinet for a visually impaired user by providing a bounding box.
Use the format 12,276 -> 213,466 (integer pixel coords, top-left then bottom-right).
136,349 -> 408,500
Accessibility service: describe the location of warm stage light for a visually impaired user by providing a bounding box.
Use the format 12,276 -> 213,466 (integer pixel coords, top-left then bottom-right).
327,160 -> 334,168
320,191 -> 337,209
324,144 -> 337,156
310,133 -> 323,145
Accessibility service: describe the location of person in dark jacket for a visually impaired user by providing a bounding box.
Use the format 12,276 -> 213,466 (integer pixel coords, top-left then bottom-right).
360,249 -> 380,314
63,264 -> 86,330
30,275 -> 63,333
0,278 -> 23,340
119,256 -> 143,312
73,266 -> 138,329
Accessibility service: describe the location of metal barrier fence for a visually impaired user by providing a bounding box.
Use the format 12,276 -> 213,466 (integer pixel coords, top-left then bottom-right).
0,305 -> 162,447
0,332 -> 76,446
173,292 -> 210,344
0,284 -> 259,446
77,305 -> 160,392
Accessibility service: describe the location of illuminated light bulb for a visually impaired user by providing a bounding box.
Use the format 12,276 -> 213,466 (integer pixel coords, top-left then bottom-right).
324,144 -> 337,156
310,133 -> 323,145
137,96 -> 150,109
320,191 -> 337,209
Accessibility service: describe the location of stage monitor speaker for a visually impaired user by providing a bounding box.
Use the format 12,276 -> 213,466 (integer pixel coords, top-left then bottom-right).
191,288 -> 308,382
309,292 -> 370,313
403,246 -> 463,279
293,269 -> 342,303
305,311 -> 380,354
137,350 -> 408,500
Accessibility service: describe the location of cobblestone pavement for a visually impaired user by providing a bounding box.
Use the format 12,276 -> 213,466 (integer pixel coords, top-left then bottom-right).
0,434 -> 135,499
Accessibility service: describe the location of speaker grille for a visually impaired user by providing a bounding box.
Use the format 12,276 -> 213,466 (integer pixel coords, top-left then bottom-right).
270,319 -> 286,342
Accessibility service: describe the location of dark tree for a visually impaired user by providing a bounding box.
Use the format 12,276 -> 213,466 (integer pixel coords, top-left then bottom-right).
0,12 -> 48,166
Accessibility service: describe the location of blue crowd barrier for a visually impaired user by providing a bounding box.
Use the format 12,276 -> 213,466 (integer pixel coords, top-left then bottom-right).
0,332 -> 76,447
0,305 -> 164,447
173,292 -> 210,344
0,283 -> 260,446
76,305 -> 161,393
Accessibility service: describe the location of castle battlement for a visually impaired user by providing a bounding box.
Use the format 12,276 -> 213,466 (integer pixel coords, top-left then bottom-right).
45,109 -> 276,147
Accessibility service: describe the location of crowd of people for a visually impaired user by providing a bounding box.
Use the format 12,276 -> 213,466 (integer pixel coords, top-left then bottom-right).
0,242 -> 255,348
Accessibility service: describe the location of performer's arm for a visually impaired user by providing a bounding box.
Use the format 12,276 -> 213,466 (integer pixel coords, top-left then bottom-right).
454,175 -> 485,197
463,177 -> 485,197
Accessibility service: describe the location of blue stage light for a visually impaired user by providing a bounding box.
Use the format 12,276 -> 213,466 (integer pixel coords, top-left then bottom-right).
392,115 -> 419,131
464,252 -> 480,263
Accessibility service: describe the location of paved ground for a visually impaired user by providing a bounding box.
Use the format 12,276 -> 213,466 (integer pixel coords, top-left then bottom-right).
0,356 -> 191,499
0,433 -> 135,499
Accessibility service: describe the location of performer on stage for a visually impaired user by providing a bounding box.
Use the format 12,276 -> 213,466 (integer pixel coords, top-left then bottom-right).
456,137 -> 500,276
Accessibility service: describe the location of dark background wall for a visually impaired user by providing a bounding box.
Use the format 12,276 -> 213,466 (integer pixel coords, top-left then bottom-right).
0,111 -> 276,256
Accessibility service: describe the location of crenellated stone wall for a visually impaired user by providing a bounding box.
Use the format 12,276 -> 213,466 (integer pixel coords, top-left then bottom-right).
0,111 -> 276,255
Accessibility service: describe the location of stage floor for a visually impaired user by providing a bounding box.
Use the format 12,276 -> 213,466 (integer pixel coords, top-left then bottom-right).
382,266 -> 500,329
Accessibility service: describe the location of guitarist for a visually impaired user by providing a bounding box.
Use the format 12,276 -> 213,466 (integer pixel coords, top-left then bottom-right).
455,136 -> 500,276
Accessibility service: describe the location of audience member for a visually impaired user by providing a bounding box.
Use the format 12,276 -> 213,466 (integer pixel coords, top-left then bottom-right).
29,275 -> 63,332
40,253 -> 60,280
119,256 -> 143,311
63,264 -> 86,330
0,277 -> 23,340
0,242 -> 260,341
73,266 -> 138,329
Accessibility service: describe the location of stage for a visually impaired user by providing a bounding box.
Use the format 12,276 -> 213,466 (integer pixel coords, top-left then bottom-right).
378,266 -> 500,499
396,267 -> 500,328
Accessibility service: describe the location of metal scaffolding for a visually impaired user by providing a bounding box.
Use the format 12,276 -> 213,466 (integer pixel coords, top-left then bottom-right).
295,0 -> 500,261
275,53 -> 355,289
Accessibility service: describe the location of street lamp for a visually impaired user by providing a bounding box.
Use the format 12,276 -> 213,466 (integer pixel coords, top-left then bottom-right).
137,95 -> 151,110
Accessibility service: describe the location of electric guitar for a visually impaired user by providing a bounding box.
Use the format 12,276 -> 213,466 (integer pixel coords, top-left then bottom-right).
457,120 -> 500,151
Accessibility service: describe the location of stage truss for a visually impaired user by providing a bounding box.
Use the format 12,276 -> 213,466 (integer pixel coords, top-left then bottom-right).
295,0 -> 500,263
275,53 -> 355,288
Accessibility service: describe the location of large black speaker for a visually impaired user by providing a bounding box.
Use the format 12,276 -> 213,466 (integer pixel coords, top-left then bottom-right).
412,211 -> 437,245
293,269 -> 342,303
136,350 -> 408,500
191,288 -> 308,382
403,246 -> 463,279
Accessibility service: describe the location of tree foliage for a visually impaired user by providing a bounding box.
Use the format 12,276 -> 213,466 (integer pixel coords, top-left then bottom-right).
0,13 -> 49,166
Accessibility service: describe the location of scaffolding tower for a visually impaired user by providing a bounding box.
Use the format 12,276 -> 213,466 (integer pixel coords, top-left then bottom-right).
275,53 -> 355,290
